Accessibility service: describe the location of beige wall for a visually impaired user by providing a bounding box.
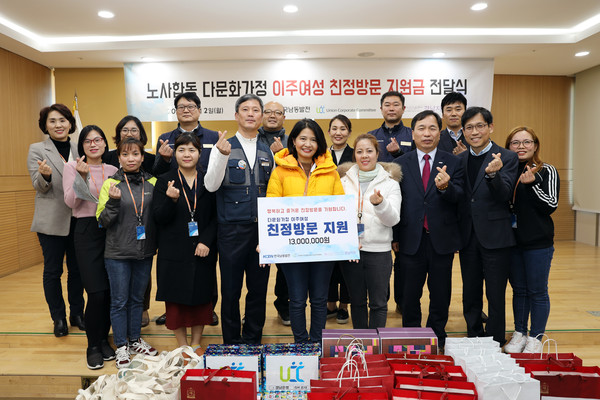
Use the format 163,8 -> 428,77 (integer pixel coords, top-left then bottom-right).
572,64 -> 600,244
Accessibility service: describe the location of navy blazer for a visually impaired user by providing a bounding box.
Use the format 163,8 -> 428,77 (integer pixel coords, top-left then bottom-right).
438,129 -> 470,154
458,141 -> 518,250
393,149 -> 464,255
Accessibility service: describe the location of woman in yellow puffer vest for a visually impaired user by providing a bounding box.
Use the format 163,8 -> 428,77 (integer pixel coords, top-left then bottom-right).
266,118 -> 344,343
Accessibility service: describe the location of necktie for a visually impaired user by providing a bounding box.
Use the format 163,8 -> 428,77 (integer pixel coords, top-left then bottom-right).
422,154 -> 430,230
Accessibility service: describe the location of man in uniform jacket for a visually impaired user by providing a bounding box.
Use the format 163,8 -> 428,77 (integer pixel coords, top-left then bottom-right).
205,94 -> 274,344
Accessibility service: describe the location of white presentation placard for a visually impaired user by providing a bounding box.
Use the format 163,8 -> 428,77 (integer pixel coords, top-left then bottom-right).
258,195 -> 360,264
124,58 -> 493,121
264,355 -> 319,392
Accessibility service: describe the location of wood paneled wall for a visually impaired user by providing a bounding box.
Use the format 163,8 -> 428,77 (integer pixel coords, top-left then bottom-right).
0,48 -> 51,277
0,67 -> 573,278
491,75 -> 574,240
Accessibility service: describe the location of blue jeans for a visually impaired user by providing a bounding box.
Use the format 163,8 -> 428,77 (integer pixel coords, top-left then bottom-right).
281,262 -> 334,343
509,246 -> 554,338
105,258 -> 152,347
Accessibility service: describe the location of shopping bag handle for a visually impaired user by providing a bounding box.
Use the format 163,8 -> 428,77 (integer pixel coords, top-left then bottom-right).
204,366 -> 232,386
334,385 -> 354,400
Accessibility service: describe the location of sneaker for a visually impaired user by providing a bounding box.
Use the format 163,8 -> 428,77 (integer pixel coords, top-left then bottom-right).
278,309 -> 291,326
523,335 -> 543,353
86,346 -> 104,370
336,308 -> 349,324
327,308 -> 338,319
115,345 -> 130,369
504,331 -> 528,353
128,338 -> 158,356
100,339 -> 116,361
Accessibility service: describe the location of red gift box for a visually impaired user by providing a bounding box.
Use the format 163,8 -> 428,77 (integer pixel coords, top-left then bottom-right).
180,368 -> 257,400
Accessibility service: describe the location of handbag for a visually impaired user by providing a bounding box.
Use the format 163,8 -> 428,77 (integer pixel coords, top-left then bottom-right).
475,372 -> 540,400
180,367 -> 257,400
76,346 -> 201,400
509,338 -> 583,368
385,353 -> 455,366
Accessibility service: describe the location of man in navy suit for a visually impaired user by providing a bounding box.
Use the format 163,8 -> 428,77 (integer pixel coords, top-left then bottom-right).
393,110 -> 464,347
458,107 -> 518,345
438,92 -> 469,155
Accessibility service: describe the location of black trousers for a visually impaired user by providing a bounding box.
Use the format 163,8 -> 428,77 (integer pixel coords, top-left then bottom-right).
393,251 -> 403,307
218,223 -> 270,344
328,262 -> 350,304
273,265 -> 289,314
37,218 -> 84,321
459,231 -> 511,345
398,232 -> 453,346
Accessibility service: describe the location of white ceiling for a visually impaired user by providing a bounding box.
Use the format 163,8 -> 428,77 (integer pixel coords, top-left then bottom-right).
1,0 -> 599,75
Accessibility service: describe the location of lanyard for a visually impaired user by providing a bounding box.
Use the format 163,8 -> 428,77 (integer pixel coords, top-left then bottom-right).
357,181 -> 366,223
123,173 -> 145,225
177,169 -> 197,221
89,164 -> 105,197
301,162 -> 313,196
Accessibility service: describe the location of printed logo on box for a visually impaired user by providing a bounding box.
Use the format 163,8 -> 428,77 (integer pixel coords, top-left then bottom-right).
265,355 -> 318,391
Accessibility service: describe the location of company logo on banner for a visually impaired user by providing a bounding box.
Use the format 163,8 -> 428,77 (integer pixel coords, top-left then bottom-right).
124,59 -> 493,121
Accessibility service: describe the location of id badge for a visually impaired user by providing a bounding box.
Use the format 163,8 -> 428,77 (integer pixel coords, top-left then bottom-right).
511,214 -> 517,229
136,225 -> 146,240
357,223 -> 365,238
188,221 -> 199,237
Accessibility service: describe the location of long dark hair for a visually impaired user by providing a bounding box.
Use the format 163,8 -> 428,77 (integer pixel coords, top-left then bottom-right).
287,119 -> 328,162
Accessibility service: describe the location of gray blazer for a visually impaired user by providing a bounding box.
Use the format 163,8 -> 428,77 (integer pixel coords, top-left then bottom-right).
27,138 -> 78,235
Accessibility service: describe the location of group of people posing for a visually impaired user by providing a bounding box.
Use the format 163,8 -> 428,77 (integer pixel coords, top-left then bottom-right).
26,90 -> 559,371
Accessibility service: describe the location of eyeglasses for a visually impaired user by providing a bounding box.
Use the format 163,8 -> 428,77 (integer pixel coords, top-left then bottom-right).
463,123 -> 488,133
509,139 -> 536,147
176,105 -> 198,111
121,128 -> 139,135
83,137 -> 104,145
264,110 -> 284,116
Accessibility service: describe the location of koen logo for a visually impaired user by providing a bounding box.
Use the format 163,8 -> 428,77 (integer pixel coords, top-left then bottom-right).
279,361 -> 305,382
230,362 -> 244,370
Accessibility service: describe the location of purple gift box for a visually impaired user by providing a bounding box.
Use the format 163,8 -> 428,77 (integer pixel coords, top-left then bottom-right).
377,327 -> 438,355
321,329 -> 380,357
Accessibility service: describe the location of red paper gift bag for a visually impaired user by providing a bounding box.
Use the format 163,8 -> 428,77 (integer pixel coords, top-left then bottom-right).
321,354 -> 387,366
391,388 -> 477,400
510,352 -> 583,368
394,377 -> 477,398
385,353 -> 455,366
525,364 -> 600,398
391,364 -> 467,382
308,386 -> 388,400
180,368 -> 257,400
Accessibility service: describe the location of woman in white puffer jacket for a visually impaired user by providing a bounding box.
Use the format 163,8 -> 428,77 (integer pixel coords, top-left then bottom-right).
338,133 -> 402,329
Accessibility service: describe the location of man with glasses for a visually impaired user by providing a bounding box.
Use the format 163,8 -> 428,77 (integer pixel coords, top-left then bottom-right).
258,101 -> 288,154
457,107 -> 518,346
153,92 -> 220,327
154,92 -> 219,175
